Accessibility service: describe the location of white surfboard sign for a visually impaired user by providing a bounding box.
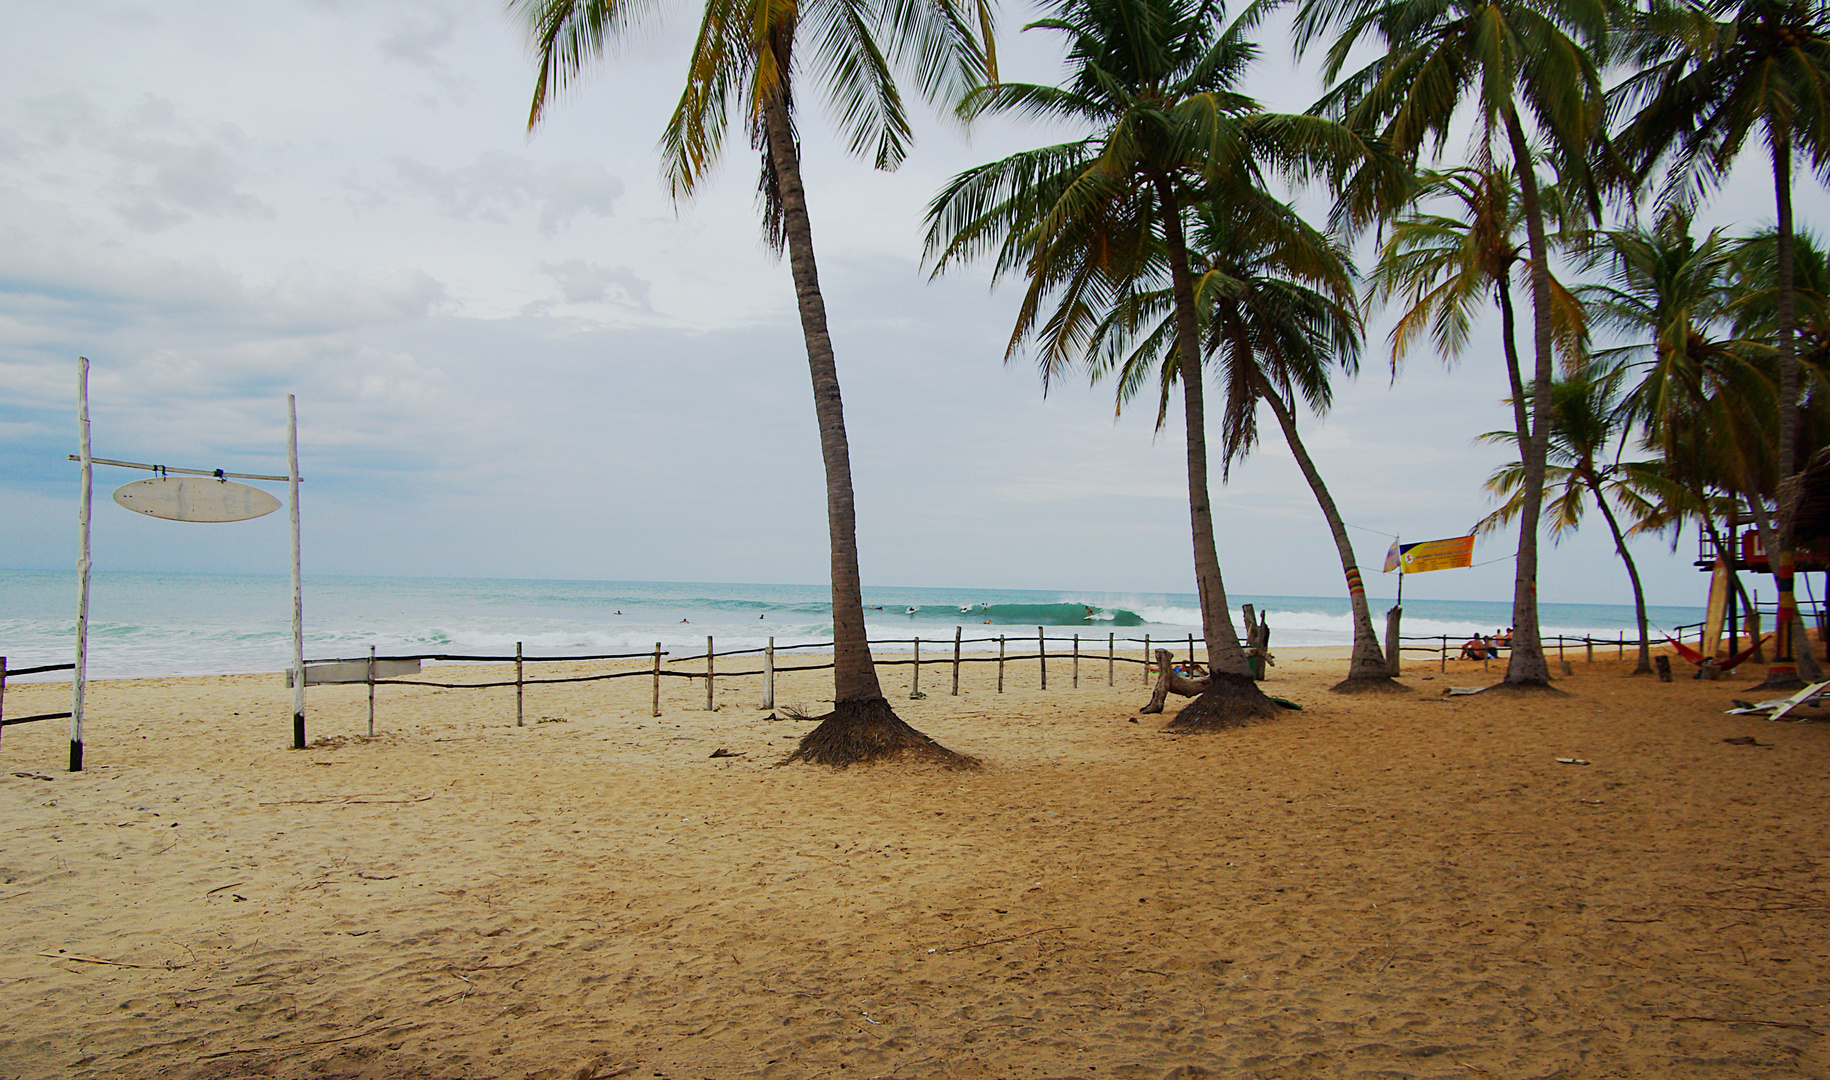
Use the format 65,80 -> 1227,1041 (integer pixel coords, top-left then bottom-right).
112,476 -> 282,523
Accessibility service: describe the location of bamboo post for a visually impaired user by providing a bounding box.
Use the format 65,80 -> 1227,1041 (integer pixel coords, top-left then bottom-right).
515,641 -> 524,727
1072,634 -> 1080,688
951,627 -> 961,696
288,394 -> 305,752
1038,626 -> 1047,690
1143,634 -> 1150,683
763,637 -> 775,709
367,645 -> 376,737
651,642 -> 661,718
72,358 -> 92,772
1107,632 -> 1115,687
997,636 -> 1005,693
705,636 -> 715,711
911,637 -> 922,698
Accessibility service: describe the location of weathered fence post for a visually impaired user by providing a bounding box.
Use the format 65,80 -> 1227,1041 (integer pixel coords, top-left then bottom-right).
651,642 -> 661,718
1558,636 -> 1566,664
1143,634 -> 1151,683
367,645 -> 377,737
1585,637 -> 1593,664
1,656 -> 7,750
763,636 -> 775,710
951,627 -> 961,696
1618,631 -> 1624,660
515,641 -> 524,727
1187,633 -> 1196,666
1038,626 -> 1047,690
998,635 -> 1005,693
911,637 -> 922,698
705,636 -> 715,711
1107,632 -> 1115,686
1439,635 -> 1447,673
1072,633 -> 1080,688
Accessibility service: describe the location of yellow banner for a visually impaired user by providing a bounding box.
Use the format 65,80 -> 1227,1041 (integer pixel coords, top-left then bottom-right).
1396,535 -> 1475,574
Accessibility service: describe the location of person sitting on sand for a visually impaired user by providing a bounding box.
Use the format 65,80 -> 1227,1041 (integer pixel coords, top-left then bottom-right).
1496,627 -> 1512,649
1460,635 -> 1488,660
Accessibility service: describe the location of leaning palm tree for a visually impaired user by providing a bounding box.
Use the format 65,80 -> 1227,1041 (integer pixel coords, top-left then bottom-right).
515,0 -> 992,765
1295,0 -> 1612,688
1475,364 -> 1669,674
1367,166 -> 1587,448
925,0 -> 1385,727
1088,193 -> 1405,690
1613,0 -> 1830,687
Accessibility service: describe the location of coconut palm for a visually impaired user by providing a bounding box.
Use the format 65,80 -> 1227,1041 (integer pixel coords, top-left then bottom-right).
1366,166 -> 1587,448
1084,193 -> 1403,690
1613,0 -> 1830,686
925,0 -> 1384,727
1475,364 -> 1668,673
515,0 -> 992,764
1295,0 -> 1611,687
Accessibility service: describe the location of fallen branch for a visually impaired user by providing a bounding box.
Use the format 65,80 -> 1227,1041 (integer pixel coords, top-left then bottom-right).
38,951 -> 185,970
257,795 -> 432,807
941,925 -> 1075,954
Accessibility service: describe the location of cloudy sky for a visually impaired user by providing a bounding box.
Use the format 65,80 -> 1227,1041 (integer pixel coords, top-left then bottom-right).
1,0 -> 1815,609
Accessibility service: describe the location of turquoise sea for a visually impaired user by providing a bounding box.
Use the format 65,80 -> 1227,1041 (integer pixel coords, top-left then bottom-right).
0,570 -> 1703,681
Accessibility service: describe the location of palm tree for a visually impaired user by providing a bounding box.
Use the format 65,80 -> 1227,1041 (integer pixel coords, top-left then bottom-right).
1475,364 -> 1668,673
1366,166 -> 1587,448
1086,193 -> 1405,689
1613,0 -> 1830,687
1295,0 -> 1612,687
515,0 -> 991,764
925,0 -> 1383,727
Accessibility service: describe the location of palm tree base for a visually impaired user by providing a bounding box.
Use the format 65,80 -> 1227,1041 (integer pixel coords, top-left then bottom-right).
1754,672 -> 1808,692
784,698 -> 980,768
1162,673 -> 1283,731
1483,680 -> 1567,697
1329,674 -> 1411,694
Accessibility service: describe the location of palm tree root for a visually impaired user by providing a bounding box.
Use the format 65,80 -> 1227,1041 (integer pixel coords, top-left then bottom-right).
1329,673 -> 1411,694
1481,681 -> 1567,698
783,698 -> 980,769
1162,672 -> 1283,731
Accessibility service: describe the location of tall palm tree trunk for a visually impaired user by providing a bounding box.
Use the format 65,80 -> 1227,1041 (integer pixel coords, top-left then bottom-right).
1496,273 -> 1531,446
1501,108 -> 1555,687
762,90 -> 972,766
1762,129 -> 1806,688
1257,378 -> 1401,690
1155,180 -> 1275,727
1586,478 -> 1653,674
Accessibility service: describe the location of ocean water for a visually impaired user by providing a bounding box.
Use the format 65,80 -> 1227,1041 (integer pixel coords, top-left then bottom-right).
0,570 -> 1700,681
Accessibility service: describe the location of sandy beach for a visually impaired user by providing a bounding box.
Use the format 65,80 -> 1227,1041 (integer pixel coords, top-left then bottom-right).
2,647 -> 1826,1079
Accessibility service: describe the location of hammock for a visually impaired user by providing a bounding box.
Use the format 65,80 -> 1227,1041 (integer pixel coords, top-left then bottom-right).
1665,634 -> 1766,673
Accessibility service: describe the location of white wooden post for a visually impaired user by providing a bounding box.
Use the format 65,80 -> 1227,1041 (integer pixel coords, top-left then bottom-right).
763,636 -> 775,709
515,641 -> 524,726
910,637 -> 921,698
288,394 -> 305,751
72,357 -> 92,772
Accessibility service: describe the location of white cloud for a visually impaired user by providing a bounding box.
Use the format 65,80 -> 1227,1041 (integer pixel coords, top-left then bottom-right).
389,151 -> 624,234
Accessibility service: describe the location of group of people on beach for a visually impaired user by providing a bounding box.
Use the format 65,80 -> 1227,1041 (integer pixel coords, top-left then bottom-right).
1460,628 -> 1513,661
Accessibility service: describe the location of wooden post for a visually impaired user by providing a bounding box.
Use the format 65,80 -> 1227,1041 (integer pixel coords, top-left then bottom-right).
997,635 -> 1005,693
0,656 -> 7,751
1108,632 -> 1115,687
1384,606 -> 1402,676
1143,634 -> 1150,683
72,358 -> 92,772
1585,637 -> 1593,664
288,394 -> 305,752
1187,633 -> 1195,666
515,641 -> 524,727
1038,626 -> 1047,690
951,629 -> 966,699
911,637 -> 922,698
1558,636 -> 1566,663
705,636 -> 715,711
763,636 -> 775,709
1439,635 -> 1447,674
1072,634 -> 1080,688
1618,631 -> 1624,660
367,645 -> 376,737
651,642 -> 661,718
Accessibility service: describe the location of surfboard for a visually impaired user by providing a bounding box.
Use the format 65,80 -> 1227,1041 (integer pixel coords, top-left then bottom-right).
112,476 -> 282,523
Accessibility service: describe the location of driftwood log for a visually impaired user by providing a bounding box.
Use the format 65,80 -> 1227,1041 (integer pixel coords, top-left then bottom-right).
1139,648 -> 1273,713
